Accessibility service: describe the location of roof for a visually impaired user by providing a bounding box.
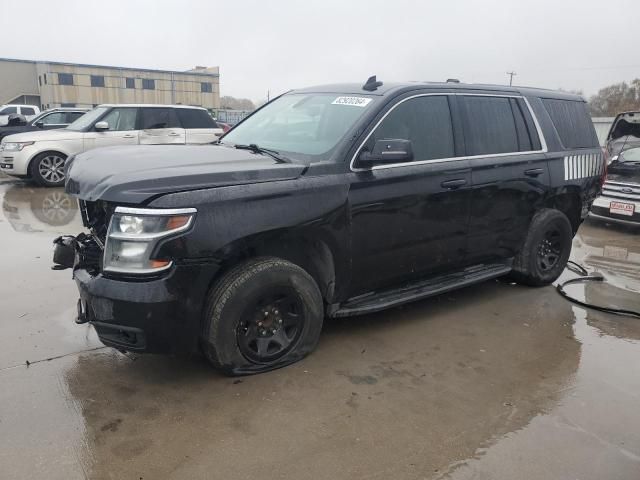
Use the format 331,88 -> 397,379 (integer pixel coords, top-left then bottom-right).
0,57 -> 219,78
294,81 -> 586,101
43,107 -> 90,112
96,104 -> 208,110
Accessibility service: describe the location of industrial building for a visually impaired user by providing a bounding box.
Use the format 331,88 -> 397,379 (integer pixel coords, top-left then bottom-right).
0,58 -> 220,111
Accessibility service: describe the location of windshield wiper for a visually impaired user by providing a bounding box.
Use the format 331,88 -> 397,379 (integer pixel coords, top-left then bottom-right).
234,143 -> 289,163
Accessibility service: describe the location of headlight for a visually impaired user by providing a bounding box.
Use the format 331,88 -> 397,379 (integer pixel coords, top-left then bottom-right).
103,207 -> 196,274
2,141 -> 34,152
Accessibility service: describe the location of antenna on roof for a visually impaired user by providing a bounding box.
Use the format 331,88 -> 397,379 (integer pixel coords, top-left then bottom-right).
446,78 -> 460,83
363,75 -> 383,92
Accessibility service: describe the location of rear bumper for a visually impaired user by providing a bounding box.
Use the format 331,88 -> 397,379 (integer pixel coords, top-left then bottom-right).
73,264 -> 220,354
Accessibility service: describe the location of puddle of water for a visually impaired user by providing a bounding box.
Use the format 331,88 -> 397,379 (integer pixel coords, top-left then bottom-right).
441,219 -> 640,479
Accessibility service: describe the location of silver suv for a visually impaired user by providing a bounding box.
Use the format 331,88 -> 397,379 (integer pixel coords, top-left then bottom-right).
0,104 -> 223,187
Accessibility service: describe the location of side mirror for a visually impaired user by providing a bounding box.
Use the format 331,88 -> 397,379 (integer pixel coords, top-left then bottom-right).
7,114 -> 27,127
35,121 -> 44,128
94,121 -> 109,131
358,139 -> 414,167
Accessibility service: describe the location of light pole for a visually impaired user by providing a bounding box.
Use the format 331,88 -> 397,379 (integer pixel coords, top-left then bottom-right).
506,71 -> 517,86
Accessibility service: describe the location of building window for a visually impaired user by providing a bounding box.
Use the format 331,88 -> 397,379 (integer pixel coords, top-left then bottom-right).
90,75 -> 105,87
44,74 -> 47,84
201,82 -> 213,93
125,77 -> 136,89
58,73 -> 74,86
142,79 -> 155,90
61,103 -> 76,107
38,76 -> 42,86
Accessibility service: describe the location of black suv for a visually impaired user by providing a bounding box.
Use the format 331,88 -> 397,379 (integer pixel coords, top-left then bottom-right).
54,78 -> 605,375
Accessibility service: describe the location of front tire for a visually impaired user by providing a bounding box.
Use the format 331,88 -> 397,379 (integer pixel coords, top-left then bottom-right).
509,209 -> 573,286
202,257 -> 324,375
30,151 -> 67,187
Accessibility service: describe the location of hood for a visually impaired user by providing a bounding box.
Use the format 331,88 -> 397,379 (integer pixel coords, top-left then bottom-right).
1,128 -> 79,143
65,144 -> 307,204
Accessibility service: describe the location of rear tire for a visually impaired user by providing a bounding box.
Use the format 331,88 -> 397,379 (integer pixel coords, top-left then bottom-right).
509,209 -> 573,286
201,257 -> 324,376
29,151 -> 67,187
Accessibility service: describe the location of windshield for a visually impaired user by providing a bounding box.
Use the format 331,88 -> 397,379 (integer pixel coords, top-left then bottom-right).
620,147 -> 640,162
221,93 -> 375,162
66,107 -> 108,131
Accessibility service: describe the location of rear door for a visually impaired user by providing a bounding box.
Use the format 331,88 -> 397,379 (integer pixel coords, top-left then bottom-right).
83,107 -> 139,151
460,94 -> 549,264
177,108 -> 223,144
139,107 -> 185,145
348,93 -> 472,295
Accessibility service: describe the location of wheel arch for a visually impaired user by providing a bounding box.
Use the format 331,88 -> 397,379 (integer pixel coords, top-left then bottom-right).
209,228 -> 338,306
27,149 -> 69,178
544,189 -> 583,234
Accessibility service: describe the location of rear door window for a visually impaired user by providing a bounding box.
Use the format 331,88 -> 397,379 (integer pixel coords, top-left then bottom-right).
40,112 -> 67,125
461,96 -> 521,155
177,108 -> 217,128
141,108 -> 181,129
542,98 -> 599,149
21,107 -> 36,116
365,95 -> 455,161
65,112 -> 85,124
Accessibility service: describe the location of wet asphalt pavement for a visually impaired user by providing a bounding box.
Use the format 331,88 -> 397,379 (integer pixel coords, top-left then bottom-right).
1,177 -> 639,480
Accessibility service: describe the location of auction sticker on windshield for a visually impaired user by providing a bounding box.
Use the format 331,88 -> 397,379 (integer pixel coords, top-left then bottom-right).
610,201 -> 635,216
332,96 -> 372,107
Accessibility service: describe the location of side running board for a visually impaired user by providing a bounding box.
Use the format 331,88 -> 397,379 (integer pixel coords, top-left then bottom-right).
332,262 -> 512,318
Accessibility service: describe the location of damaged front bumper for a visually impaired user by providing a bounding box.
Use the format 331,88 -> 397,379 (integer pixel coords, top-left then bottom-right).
52,234 -> 218,354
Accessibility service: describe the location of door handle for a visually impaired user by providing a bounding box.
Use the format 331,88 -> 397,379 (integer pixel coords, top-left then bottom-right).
168,132 -> 181,137
123,134 -> 135,138
524,168 -> 544,177
440,179 -> 467,189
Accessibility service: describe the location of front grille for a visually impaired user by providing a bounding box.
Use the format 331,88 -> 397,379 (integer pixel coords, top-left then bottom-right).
601,180 -> 640,202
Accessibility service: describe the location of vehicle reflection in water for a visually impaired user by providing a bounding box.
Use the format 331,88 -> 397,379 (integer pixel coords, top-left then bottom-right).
569,218 -> 640,341
1,185 -> 82,234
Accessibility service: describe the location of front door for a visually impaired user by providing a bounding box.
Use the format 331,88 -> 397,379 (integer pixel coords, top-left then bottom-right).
139,107 -> 185,145
83,107 -> 139,152
348,94 -> 472,296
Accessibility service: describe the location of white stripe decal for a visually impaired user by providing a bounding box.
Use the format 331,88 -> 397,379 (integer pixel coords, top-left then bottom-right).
563,152 -> 603,181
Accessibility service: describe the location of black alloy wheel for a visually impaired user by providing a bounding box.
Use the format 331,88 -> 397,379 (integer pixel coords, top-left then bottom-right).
536,228 -> 563,272
237,288 -> 305,363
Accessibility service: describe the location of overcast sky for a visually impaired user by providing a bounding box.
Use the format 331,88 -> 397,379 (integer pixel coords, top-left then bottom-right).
2,0 -> 639,102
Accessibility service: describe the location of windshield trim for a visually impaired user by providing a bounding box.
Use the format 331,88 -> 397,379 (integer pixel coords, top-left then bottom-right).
66,107 -> 110,132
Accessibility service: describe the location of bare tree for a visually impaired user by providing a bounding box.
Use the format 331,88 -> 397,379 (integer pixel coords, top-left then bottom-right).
588,80 -> 640,116
220,96 -> 256,111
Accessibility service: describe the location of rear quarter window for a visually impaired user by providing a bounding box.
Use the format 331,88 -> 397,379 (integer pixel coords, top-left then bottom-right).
542,98 -> 599,149
177,108 -> 217,129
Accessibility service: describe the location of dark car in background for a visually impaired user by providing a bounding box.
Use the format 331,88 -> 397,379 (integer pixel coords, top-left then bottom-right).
591,146 -> 640,226
605,111 -> 640,157
0,108 -> 88,142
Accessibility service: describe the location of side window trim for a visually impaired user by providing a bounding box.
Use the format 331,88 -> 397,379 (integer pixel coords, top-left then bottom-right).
350,93 -> 548,172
